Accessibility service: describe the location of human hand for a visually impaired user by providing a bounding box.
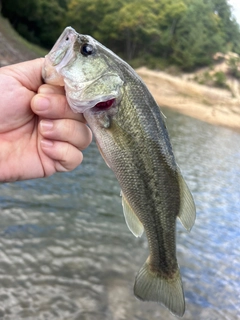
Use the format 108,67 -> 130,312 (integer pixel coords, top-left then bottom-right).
0,58 -> 92,182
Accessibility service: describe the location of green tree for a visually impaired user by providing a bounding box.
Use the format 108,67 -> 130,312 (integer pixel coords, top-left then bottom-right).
209,0 -> 240,54
154,0 -> 187,58
170,0 -> 224,70
1,0 -> 240,70
35,0 -> 66,47
100,0 -> 160,60
66,0 -> 115,39
1,0 -> 66,47
67,0 -> 161,60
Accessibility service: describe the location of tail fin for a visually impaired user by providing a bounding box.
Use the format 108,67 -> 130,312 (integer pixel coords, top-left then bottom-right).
134,260 -> 185,317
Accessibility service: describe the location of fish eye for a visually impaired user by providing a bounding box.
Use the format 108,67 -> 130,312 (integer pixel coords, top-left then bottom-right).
81,43 -> 94,56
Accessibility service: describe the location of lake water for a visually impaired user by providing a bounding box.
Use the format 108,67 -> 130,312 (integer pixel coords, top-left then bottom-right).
0,109 -> 239,320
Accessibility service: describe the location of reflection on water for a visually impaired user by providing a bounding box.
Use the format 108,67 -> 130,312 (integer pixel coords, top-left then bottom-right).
0,109 -> 239,319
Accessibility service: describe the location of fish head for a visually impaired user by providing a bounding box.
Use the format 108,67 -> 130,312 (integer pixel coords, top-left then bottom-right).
43,27 -> 124,113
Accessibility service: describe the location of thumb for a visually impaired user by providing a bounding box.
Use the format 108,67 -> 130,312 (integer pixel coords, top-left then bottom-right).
6,58 -> 45,93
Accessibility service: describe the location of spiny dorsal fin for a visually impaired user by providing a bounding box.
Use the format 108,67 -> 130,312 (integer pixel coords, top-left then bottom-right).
177,172 -> 196,231
121,192 -> 144,238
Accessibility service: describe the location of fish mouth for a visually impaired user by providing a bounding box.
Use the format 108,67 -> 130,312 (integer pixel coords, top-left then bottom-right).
42,27 -> 79,86
48,27 -> 78,69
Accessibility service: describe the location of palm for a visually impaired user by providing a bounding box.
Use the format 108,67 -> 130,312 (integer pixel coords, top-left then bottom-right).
0,63 -> 47,180
0,58 -> 92,182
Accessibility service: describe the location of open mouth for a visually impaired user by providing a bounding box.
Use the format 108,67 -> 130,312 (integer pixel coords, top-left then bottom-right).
92,98 -> 115,112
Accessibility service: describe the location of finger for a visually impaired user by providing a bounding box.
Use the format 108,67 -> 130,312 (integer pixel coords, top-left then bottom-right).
39,119 -> 92,150
38,84 -> 65,95
31,92 -> 86,122
40,139 -> 83,172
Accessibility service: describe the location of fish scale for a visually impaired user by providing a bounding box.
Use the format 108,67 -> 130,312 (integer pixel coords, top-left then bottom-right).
42,26 -> 196,317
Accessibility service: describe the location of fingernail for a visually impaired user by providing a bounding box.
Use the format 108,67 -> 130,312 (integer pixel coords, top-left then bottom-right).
40,120 -> 53,132
41,139 -> 53,148
35,96 -> 50,111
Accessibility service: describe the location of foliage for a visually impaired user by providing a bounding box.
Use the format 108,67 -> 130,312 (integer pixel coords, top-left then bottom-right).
1,0 -> 240,70
170,0 -> 224,70
1,0 -> 66,47
210,0 -> 240,53
213,71 -> 228,88
227,56 -> 240,79
194,70 -> 229,89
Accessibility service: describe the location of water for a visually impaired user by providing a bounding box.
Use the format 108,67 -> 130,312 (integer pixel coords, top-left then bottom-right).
0,109 -> 239,320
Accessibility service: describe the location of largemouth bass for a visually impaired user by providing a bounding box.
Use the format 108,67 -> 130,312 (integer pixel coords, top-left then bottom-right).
42,27 -> 196,317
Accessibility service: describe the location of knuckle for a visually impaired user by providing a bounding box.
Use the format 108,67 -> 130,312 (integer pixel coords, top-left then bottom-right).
61,141 -> 71,161
56,144 -> 83,172
65,119 -> 74,137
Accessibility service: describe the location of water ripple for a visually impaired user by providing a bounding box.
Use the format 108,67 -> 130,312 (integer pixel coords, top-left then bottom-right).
0,110 -> 239,319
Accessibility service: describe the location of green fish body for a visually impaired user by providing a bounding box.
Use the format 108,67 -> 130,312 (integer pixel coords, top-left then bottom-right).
42,27 -> 196,317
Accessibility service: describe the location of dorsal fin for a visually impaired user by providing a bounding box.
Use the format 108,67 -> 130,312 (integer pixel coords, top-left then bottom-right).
121,192 -> 144,237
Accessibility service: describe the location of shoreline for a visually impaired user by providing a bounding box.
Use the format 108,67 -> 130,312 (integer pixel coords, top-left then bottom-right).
0,13 -> 239,133
136,67 -> 240,132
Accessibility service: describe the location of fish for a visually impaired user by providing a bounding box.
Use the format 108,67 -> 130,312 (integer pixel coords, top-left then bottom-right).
42,27 -> 196,317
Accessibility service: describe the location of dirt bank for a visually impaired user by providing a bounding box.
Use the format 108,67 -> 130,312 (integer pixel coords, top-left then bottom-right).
1,15 -> 240,131
0,15 -> 46,66
136,67 -> 240,132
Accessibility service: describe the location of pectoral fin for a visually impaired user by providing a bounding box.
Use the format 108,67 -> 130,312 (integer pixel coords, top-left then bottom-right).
121,192 -> 144,237
177,172 -> 196,231
96,141 -> 111,168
